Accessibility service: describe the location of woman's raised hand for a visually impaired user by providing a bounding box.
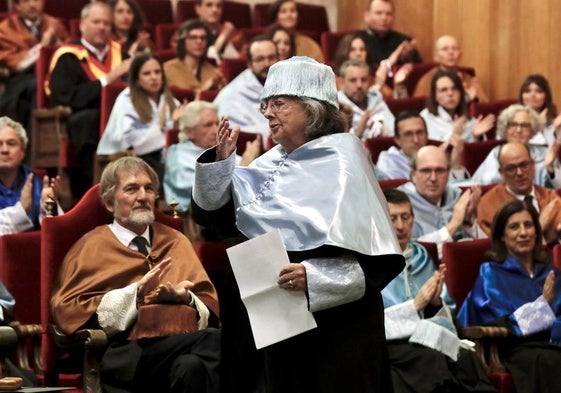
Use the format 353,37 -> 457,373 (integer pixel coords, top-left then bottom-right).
216,116 -> 239,161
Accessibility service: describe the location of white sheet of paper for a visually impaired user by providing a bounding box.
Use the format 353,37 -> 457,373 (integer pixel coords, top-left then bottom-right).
226,229 -> 317,349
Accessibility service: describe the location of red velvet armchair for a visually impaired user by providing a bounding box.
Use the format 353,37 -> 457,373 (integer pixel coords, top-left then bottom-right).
442,239 -> 515,393
40,184 -> 182,392
470,98 -> 518,140
253,2 -> 329,33
0,232 -> 42,374
136,0 -> 173,25
460,139 -> 503,176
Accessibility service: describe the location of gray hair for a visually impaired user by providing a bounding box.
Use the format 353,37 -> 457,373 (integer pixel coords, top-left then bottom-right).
496,104 -> 543,139
300,97 -> 348,138
0,116 -> 28,149
100,156 -> 159,206
339,59 -> 370,78
178,101 -> 218,142
81,1 -> 111,20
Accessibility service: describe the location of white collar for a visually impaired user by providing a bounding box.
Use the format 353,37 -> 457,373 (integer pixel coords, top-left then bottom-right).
23,18 -> 41,28
436,105 -> 455,122
505,185 -> 536,200
108,220 -> 150,249
80,38 -> 109,62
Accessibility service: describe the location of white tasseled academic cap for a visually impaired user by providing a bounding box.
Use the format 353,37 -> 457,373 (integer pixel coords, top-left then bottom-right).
260,56 -> 339,109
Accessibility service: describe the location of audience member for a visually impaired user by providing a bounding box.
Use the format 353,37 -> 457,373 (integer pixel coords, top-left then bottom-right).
0,116 -> 60,236
459,200 -> 561,393
377,111 -> 468,181
382,188 -> 495,393
337,59 -> 394,138
421,69 -> 495,142
51,156 -> 220,393
333,34 -> 375,76
333,33 -> 410,99
98,53 -> 184,184
518,74 -> 561,145
213,36 -> 278,141
195,0 -> 245,64
163,20 -> 225,93
264,24 -> 295,61
107,0 -> 154,55
471,104 -> 561,188
164,100 -> 260,211
48,1 -> 133,199
267,0 -> 324,62
414,35 -> 489,102
477,142 -> 561,242
357,0 -> 421,65
163,101 -> 260,241
398,145 -> 480,255
0,0 -> 68,127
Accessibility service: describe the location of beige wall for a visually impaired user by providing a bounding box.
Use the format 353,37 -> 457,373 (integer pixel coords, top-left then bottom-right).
338,0 -> 561,105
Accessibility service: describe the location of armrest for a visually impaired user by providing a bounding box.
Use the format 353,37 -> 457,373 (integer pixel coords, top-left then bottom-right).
0,326 -> 17,347
49,325 -> 107,393
48,325 -> 107,350
9,321 -> 41,372
460,326 -> 509,373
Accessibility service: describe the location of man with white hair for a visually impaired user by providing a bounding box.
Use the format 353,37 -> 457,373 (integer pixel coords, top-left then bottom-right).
0,116 -> 59,236
164,101 -> 261,214
413,35 -> 488,102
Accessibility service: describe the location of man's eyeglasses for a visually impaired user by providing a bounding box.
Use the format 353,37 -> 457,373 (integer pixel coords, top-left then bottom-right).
507,121 -> 532,131
500,160 -> 534,175
416,167 -> 448,177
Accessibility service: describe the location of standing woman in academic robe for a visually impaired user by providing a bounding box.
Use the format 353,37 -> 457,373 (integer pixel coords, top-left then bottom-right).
192,56 -> 404,393
458,199 -> 561,393
97,53 -> 183,184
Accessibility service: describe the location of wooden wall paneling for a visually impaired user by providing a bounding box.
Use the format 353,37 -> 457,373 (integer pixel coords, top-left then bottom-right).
489,0 -> 520,101
548,0 -> 561,107
458,0 -> 491,102
392,0 -> 434,62
333,0 -> 561,104
337,0 -> 367,31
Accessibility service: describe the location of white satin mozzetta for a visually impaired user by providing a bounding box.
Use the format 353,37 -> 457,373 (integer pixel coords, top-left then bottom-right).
232,133 -> 400,255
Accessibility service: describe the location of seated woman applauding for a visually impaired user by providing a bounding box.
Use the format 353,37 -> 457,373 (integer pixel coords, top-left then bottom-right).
97,53 -> 184,183
420,69 -> 495,142
164,20 -> 226,94
458,199 -> 561,393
